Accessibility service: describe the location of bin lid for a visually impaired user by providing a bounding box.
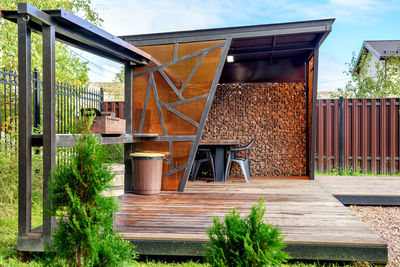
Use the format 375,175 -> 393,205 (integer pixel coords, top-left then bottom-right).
130,152 -> 165,159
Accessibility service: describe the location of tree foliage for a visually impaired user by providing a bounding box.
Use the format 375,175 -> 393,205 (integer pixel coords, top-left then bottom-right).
204,198 -> 290,266
46,118 -> 135,266
113,66 -> 124,83
0,0 -> 103,86
332,50 -> 400,98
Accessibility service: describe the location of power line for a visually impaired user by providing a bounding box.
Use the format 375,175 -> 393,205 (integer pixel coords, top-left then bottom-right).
64,45 -> 118,75
319,78 -> 350,84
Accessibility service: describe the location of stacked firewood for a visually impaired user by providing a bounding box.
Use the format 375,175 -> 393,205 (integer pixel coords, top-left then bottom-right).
202,82 -> 307,177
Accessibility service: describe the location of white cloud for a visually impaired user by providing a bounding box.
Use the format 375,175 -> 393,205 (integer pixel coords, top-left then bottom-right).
93,0 -> 226,36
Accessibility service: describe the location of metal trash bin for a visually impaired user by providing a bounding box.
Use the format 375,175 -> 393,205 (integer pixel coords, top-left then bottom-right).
131,152 -> 164,194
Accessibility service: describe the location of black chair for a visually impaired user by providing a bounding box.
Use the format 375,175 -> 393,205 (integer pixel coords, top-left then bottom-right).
224,138 -> 255,182
191,148 -> 215,181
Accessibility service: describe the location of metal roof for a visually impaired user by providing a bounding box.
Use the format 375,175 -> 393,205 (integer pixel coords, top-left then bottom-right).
354,40 -> 400,72
120,19 -> 334,46
1,3 -> 151,64
121,19 -> 334,82
364,40 -> 400,58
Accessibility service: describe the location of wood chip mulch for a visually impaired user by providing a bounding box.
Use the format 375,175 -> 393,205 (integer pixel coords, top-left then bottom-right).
348,206 -> 400,267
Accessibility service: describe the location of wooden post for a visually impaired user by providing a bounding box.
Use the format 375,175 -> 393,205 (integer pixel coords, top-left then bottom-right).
17,14 -> 32,238
309,47 -> 319,180
124,63 -> 133,192
42,24 -> 56,239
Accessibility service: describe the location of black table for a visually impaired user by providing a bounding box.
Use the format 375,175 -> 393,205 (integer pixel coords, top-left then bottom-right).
199,140 -> 239,182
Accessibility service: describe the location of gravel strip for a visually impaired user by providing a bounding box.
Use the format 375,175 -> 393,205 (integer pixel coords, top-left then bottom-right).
348,206 -> 400,267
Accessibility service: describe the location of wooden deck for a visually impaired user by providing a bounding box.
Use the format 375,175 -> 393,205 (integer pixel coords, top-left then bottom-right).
316,175 -> 400,205
116,177 -> 387,263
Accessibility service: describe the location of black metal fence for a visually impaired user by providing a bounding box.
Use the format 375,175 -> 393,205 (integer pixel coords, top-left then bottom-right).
0,67 -> 103,149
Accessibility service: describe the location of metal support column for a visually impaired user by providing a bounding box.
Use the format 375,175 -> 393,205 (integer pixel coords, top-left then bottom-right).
124,63 -> 133,192
17,14 -> 32,238
33,68 -> 41,129
309,47 -> 319,180
42,24 -> 56,239
178,39 -> 232,191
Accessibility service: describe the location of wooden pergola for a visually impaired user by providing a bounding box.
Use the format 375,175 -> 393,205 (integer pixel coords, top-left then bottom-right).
1,3 -> 151,251
121,19 -> 334,191
2,3 -> 335,252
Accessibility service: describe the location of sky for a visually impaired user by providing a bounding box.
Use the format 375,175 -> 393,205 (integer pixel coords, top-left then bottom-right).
82,0 -> 400,92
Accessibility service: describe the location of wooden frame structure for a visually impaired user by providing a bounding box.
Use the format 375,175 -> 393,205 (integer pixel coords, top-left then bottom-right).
2,3 -> 335,253
1,3 -> 151,251
121,19 -> 334,191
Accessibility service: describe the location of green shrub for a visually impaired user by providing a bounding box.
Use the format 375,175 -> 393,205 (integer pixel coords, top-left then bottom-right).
46,118 -> 135,266
204,198 -> 290,266
104,143 -> 124,164
0,128 -> 43,218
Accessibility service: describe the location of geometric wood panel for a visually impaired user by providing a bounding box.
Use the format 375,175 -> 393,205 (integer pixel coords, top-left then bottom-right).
132,40 -> 227,190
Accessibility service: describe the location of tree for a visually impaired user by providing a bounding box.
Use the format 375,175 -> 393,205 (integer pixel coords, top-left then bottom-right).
0,0 -> 103,86
332,50 -> 400,98
47,118 -> 135,266
113,66 -> 124,83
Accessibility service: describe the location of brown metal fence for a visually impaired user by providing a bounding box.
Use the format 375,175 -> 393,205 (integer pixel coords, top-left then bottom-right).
316,97 -> 400,174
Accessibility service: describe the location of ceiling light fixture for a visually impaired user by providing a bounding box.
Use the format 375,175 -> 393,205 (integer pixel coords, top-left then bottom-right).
227,55 -> 234,63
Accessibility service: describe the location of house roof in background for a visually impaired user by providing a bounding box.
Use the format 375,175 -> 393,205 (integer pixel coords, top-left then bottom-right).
364,40 -> 400,58
354,40 -> 400,71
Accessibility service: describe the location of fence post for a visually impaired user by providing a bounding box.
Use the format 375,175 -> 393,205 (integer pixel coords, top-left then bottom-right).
33,68 -> 41,130
339,96 -> 344,174
100,87 -> 104,111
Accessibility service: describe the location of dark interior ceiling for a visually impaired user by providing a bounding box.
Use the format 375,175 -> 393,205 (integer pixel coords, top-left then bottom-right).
120,19 -> 334,83
219,32 -> 320,83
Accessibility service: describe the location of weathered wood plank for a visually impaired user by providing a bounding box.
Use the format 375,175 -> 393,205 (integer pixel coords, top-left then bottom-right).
115,177 -> 386,253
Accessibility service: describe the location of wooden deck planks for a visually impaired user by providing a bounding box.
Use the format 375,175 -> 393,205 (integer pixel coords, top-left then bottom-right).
116,178 -> 386,251
316,175 -> 400,206
316,175 -> 400,196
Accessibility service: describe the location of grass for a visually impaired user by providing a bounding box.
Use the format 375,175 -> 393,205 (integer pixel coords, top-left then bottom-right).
316,164 -> 400,176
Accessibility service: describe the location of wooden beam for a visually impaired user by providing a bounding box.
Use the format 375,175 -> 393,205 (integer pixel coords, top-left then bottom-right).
309,47 -> 319,180
17,15 -> 32,239
124,63 -> 133,192
42,24 -> 56,239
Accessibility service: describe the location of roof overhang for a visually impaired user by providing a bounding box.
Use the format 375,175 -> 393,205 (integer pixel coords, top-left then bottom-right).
121,19 -> 334,82
1,3 -> 151,64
